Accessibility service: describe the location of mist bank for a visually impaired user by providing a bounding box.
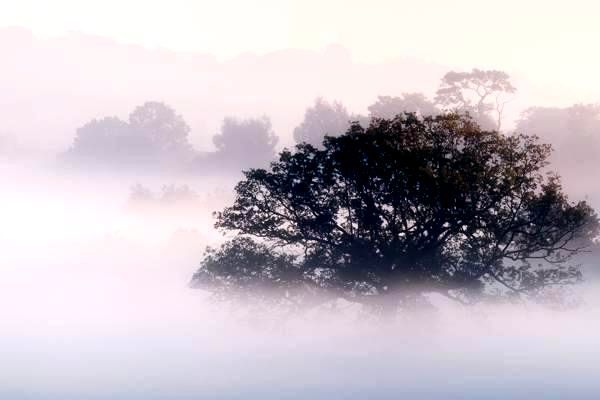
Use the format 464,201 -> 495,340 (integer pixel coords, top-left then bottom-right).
3,28 -> 600,214
3,306 -> 600,400
1,162 -> 599,399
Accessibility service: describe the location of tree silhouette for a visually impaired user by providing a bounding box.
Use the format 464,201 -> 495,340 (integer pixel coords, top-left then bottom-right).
293,98 -> 351,146
368,93 -> 438,120
64,101 -> 195,168
128,101 -> 194,157
65,116 -> 134,164
435,69 -> 515,131
212,116 -> 279,168
192,113 -> 598,312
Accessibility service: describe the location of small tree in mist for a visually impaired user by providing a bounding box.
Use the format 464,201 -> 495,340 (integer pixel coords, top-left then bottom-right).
128,101 -> 194,157
64,101 -> 195,168
293,98 -> 351,146
192,113 -> 598,312
212,116 -> 279,167
368,93 -> 439,120
435,69 -> 515,131
66,117 -> 132,163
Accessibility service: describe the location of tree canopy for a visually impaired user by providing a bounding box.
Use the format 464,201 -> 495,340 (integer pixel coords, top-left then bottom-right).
128,101 -> 193,155
64,101 -> 195,168
192,113 -> 598,311
212,116 -> 279,168
192,116 -> 280,173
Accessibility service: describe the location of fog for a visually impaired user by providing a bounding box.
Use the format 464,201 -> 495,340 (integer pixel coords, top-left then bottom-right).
1,157 -> 599,399
0,26 -> 586,156
2,16 -> 600,400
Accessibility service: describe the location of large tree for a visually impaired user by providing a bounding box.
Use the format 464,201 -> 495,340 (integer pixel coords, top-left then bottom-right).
435,69 -> 515,131
192,113 -> 598,311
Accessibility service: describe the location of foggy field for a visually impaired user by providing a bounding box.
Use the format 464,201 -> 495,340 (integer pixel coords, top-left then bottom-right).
1,161 -> 600,400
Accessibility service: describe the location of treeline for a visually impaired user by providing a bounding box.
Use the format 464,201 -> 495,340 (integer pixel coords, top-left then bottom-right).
61,68 -> 600,181
61,102 -> 279,173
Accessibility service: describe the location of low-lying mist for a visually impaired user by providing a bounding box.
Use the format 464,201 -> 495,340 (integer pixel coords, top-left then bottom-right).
1,160 -> 600,399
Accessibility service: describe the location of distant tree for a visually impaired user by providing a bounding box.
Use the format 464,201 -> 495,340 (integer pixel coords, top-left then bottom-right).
64,102 -> 195,168
368,93 -> 438,120
212,116 -> 279,168
516,104 -> 600,167
65,117 -> 132,163
293,98 -> 351,146
516,107 -> 568,144
128,101 -> 194,157
192,113 -> 598,312
516,104 -> 600,204
435,69 -> 516,131
566,104 -> 600,135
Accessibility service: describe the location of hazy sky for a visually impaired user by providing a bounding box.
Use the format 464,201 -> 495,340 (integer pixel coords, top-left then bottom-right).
1,0 -> 600,98
1,1 -> 598,62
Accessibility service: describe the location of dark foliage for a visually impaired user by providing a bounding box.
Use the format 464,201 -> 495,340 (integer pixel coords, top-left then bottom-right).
192,113 -> 598,311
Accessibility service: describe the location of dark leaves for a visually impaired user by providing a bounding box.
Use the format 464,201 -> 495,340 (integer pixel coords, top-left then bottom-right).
192,113 -> 599,310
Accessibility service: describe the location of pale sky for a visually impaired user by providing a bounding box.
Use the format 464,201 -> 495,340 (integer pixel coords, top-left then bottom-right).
1,0 -> 600,99
0,1 -> 598,60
